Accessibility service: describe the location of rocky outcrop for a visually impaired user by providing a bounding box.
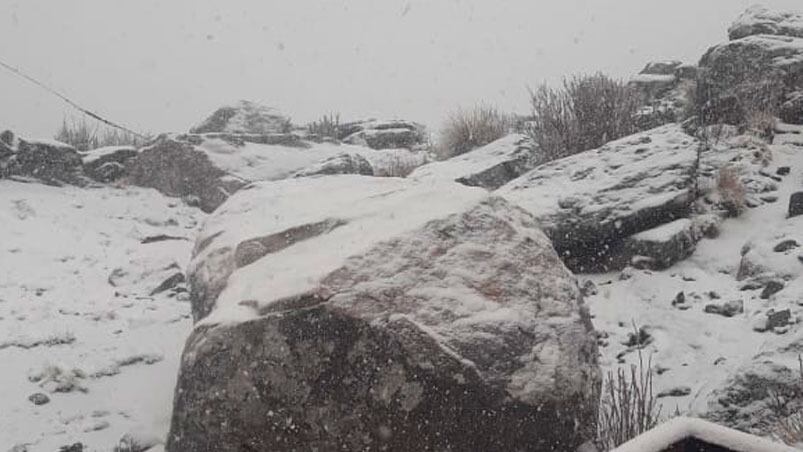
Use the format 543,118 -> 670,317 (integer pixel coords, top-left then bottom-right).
167,176 -> 600,452
190,100 -> 291,135
699,9 -> 803,125
410,134 -> 540,190
499,125 -> 700,272
780,91 -> 803,125
728,5 -> 803,41
293,153 -> 374,177
339,119 -> 426,150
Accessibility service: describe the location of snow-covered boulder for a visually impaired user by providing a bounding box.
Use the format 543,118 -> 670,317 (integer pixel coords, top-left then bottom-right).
339,119 -> 426,150
499,125 -> 700,272
167,175 -> 600,451
728,5 -> 803,41
618,218 -> 698,271
698,33 -> 803,124
81,146 -> 138,183
293,152 -> 374,177
189,100 -> 291,135
409,134 -> 541,190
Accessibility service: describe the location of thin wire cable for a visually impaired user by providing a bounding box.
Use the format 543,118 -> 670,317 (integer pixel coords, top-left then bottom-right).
0,57 -> 146,138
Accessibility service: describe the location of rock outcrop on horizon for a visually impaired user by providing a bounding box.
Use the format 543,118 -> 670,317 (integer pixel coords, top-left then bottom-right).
166,175 -> 600,451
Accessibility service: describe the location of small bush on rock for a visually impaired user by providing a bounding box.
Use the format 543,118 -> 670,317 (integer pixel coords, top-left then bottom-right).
717,166 -> 747,217
527,73 -> 641,161
307,114 -> 341,140
438,104 -> 510,159
54,117 -> 149,151
596,350 -> 662,450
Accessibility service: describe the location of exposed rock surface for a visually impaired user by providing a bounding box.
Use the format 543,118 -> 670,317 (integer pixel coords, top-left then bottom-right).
409,134 -> 540,190
81,146 -> 138,183
780,91 -> 803,125
499,125 -> 700,271
189,100 -> 291,135
698,32 -> 803,124
0,134 -> 84,186
339,119 -> 426,150
728,5 -> 803,41
790,192 -> 803,217
630,60 -> 696,130
293,153 -> 374,177
618,219 -> 698,270
168,175 -> 599,452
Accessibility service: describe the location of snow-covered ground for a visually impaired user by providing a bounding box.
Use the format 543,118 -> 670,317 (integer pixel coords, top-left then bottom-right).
587,123 -> 803,421
0,181 -> 204,451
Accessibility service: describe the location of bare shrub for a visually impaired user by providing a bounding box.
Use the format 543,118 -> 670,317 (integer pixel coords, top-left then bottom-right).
744,109 -> 777,140
307,114 -> 340,140
528,73 -> 640,161
595,348 -> 662,450
772,356 -> 803,446
438,104 -> 509,159
55,117 -> 149,151
374,152 -> 425,178
717,166 -> 746,217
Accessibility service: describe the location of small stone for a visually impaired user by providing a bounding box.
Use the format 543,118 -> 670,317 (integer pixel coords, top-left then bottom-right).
28,392 -> 50,405
714,357 -> 726,365
580,280 -> 598,297
704,299 -> 744,317
767,309 -> 791,330
790,192 -> 803,218
760,280 -> 785,299
708,291 -> 721,300
760,195 -> 778,203
657,386 -> 692,398
777,166 -> 791,176
672,291 -> 686,307
774,239 -> 800,253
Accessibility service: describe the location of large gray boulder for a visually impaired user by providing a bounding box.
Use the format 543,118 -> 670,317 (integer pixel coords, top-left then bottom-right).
410,134 -> 541,190
167,176 -> 600,452
728,5 -> 803,41
499,124 -> 700,272
127,137 -> 246,213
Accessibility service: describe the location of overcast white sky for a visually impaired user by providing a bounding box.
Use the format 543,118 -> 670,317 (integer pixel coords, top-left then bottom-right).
1,0 -> 801,137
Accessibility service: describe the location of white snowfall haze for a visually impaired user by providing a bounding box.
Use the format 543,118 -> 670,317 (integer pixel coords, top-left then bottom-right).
2,2 -> 803,452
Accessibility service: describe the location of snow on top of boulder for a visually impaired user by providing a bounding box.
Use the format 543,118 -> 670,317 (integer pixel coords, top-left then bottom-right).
191,176 -> 488,324
23,138 -> 75,150
410,134 -> 538,189
613,417 -> 796,452
498,124 -> 699,238
196,138 -> 425,182
630,218 -> 692,243
190,100 -> 291,134
729,5 -> 803,41
629,73 -> 676,84
81,145 -> 136,164
703,33 -> 803,68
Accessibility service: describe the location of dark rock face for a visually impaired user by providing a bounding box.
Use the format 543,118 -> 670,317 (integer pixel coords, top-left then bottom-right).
704,300 -> 744,318
790,192 -> 803,218
760,280 -> 785,299
697,34 -> 803,125
127,138 -> 245,213
168,181 -> 600,452
340,120 -> 426,150
11,139 -> 84,186
294,153 -> 374,178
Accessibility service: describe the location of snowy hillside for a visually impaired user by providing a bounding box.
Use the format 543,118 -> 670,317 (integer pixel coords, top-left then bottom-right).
0,182 -> 203,451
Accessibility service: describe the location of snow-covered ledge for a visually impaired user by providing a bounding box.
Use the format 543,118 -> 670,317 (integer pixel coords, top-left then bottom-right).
612,417 -> 797,452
